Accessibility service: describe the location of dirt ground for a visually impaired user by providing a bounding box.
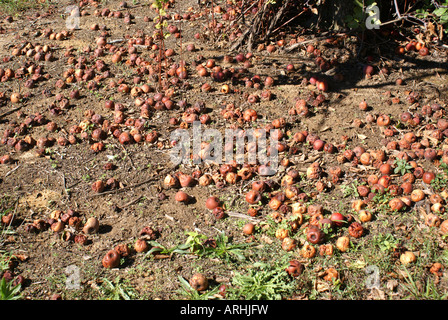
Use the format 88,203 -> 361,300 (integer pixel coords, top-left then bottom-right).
1,0 -> 448,300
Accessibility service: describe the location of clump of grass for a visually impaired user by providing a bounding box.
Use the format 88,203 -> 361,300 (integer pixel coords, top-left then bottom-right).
0,277 -> 22,300
0,0 -> 43,15
98,276 -> 139,300
225,261 -> 297,300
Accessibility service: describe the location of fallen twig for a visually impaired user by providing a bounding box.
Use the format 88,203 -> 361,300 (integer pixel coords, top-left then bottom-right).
0,106 -> 22,119
119,195 -> 144,209
4,164 -> 21,178
88,177 -> 158,198
88,166 -> 175,198
226,211 -> 261,223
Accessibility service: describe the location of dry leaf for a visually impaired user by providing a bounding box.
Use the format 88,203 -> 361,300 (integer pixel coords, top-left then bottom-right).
357,134 -> 368,140
315,279 -> 330,292
11,254 -> 28,262
427,21 -> 438,38
367,287 -> 386,299
260,234 -> 273,244
386,279 -> 399,291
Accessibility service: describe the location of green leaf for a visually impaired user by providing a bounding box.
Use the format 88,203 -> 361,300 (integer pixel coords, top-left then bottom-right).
440,15 -> 448,24
433,7 -> 448,16
0,278 -> 21,300
347,20 -> 360,29
354,0 -> 364,7
178,275 -> 192,290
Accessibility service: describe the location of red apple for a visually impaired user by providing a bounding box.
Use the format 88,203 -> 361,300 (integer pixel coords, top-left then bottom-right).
330,212 -> 345,227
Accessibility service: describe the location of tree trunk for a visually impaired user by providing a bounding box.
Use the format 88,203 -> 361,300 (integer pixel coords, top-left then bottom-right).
230,0 -> 358,51
316,0 -> 354,30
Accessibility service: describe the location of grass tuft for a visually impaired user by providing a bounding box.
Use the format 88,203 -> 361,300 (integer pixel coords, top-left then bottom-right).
0,0 -> 44,16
